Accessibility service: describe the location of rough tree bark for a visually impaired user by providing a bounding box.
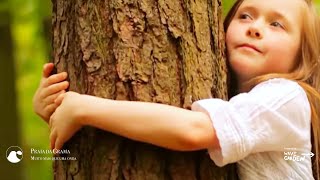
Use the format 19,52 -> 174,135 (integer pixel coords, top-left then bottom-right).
51,0 -> 237,179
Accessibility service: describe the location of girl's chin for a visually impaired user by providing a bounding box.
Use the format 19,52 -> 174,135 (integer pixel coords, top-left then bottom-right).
230,61 -> 256,74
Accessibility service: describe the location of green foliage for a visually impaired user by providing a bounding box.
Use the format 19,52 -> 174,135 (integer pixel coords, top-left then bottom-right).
223,0 -> 234,17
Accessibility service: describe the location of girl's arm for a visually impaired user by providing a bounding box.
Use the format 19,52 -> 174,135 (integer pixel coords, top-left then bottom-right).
80,96 -> 218,151
50,92 -> 220,151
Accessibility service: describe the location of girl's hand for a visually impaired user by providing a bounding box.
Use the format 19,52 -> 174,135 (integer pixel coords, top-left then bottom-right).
49,91 -> 84,150
33,63 -> 69,123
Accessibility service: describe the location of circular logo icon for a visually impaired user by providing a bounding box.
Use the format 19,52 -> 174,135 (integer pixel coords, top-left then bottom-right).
6,146 -> 23,163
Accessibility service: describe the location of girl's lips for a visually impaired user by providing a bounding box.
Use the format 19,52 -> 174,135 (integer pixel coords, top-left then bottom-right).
237,43 -> 262,53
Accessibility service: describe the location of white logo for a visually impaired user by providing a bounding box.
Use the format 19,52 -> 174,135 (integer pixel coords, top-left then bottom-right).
283,147 -> 314,162
300,152 -> 314,158
6,146 -> 23,163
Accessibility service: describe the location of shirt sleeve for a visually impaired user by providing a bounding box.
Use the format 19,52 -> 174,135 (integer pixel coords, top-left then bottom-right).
191,78 -> 311,167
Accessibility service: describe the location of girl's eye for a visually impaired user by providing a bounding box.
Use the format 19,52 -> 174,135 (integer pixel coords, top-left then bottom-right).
239,13 -> 252,20
270,22 -> 284,29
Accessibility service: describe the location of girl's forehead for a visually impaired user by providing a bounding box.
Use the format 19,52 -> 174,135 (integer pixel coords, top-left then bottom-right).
238,0 -> 304,14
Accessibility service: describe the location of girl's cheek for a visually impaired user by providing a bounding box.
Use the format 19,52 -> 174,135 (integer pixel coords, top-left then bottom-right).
226,22 -> 242,44
225,30 -> 234,48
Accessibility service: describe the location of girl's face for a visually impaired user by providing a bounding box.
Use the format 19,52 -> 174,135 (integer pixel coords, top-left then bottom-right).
226,0 -> 303,85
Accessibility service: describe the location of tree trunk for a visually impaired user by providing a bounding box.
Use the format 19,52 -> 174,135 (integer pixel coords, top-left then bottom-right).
51,0 -> 237,179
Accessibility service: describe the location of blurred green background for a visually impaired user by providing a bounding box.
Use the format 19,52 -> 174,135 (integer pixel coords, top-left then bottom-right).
0,0 -> 319,179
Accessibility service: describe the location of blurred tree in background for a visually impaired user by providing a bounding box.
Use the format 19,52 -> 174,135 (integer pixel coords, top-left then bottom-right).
0,0 -> 319,179
0,1 -> 22,180
1,0 -> 52,179
11,0 -> 53,178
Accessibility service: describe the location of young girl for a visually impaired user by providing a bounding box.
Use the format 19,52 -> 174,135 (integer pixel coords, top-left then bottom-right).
33,0 -> 320,179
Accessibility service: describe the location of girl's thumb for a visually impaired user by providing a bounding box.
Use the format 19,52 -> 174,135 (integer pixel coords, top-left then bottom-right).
43,63 -> 54,78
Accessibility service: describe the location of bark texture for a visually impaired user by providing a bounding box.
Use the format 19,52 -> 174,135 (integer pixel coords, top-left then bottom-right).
52,0 -> 237,179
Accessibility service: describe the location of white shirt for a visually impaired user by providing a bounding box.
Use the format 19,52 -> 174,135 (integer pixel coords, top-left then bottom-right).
191,78 -> 314,180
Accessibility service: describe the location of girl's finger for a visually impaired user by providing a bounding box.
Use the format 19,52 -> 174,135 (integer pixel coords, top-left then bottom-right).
44,90 -> 65,105
41,81 -> 69,98
49,112 -> 55,129
43,104 -> 58,122
49,129 -> 57,150
54,92 -> 66,106
43,72 -> 68,87
42,63 -> 54,78
55,138 -> 63,151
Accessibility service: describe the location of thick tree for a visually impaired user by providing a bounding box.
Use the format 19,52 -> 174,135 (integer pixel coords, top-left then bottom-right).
51,0 -> 237,179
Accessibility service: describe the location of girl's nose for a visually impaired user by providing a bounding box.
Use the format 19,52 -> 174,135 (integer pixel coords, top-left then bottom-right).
247,26 -> 263,39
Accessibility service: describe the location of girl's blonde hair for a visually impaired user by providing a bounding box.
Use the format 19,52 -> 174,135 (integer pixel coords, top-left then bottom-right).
224,0 -> 320,179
